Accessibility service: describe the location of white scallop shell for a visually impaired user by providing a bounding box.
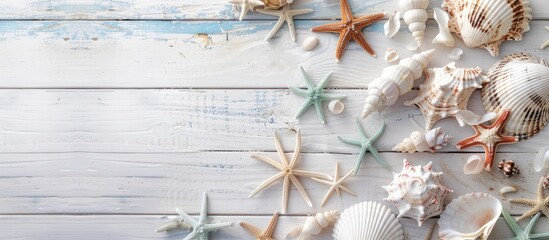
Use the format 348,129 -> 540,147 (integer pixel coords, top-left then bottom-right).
482,53 -> 549,141
393,127 -> 453,153
301,36 -> 319,51
442,0 -> 532,56
384,10 -> 401,38
405,62 -> 489,130
400,0 -> 428,48
438,192 -> 502,240
383,159 -> 452,226
332,201 -> 404,240
432,7 -> 455,47
286,211 -> 339,240
362,49 -> 436,118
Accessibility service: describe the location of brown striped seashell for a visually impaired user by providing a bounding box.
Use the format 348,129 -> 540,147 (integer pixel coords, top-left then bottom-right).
405,62 -> 489,130
482,53 -> 549,141
442,0 -> 532,56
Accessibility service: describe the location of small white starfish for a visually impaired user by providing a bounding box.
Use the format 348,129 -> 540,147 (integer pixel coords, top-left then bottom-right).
311,161 -> 356,207
228,0 -> 264,21
542,26 -> 549,49
256,4 -> 313,41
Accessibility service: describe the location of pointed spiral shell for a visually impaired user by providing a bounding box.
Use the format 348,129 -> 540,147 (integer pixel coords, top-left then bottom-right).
286,211 -> 339,240
399,0 -> 428,47
392,127 -> 453,153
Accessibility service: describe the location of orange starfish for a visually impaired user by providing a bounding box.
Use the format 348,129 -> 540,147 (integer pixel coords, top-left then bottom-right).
311,0 -> 384,62
456,109 -> 517,170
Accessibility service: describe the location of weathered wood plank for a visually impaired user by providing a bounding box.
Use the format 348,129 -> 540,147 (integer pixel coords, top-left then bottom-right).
0,0 -> 548,20
0,89 -> 546,153
0,20 -> 546,88
0,152 -> 544,215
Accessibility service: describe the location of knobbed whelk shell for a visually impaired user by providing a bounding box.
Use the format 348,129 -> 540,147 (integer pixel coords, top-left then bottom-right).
383,159 -> 452,226
286,211 -> 339,240
400,0 -> 428,48
438,192 -> 502,240
362,49 -> 436,119
405,62 -> 489,130
482,53 -> 549,141
332,201 -> 404,240
393,127 -> 453,153
442,0 -> 532,56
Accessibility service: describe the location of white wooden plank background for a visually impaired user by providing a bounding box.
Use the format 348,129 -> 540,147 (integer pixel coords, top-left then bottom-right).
0,0 -> 549,239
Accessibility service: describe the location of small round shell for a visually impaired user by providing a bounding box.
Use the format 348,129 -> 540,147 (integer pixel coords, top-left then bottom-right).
463,155 -> 485,175
301,36 -> 319,51
328,100 -> 344,114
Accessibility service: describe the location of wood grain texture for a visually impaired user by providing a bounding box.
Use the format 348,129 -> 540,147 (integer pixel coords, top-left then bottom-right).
0,20 -> 547,88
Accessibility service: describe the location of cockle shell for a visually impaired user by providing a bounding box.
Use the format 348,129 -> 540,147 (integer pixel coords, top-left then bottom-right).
262,0 -> 290,9
332,201 -> 404,240
286,211 -> 339,240
383,159 -> 452,226
433,7 -> 455,47
442,0 -> 532,56
362,49 -> 436,119
482,53 -> 549,141
393,127 -> 453,153
405,62 -> 489,130
400,0 -> 428,48
438,193 -> 502,240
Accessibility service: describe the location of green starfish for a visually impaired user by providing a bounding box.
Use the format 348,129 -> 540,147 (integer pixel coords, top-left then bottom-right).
289,66 -> 346,124
338,117 -> 389,174
502,208 -> 549,240
157,192 -> 234,240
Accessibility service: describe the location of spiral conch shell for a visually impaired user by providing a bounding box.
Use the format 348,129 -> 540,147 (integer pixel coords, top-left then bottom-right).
400,0 -> 428,48
362,49 -> 436,119
482,53 -> 549,141
405,62 -> 489,130
393,127 -> 453,153
286,211 -> 338,240
383,159 -> 452,226
442,0 -> 532,56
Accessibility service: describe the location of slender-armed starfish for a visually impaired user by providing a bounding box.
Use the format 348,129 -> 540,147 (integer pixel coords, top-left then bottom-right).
155,193 -> 234,240
250,129 -> 331,213
229,0 -> 264,21
542,26 -> 549,49
338,118 -> 389,174
456,109 -> 517,170
239,211 -> 279,240
311,161 -> 356,207
502,208 -> 549,240
289,66 -> 346,124
510,177 -> 549,221
256,4 -> 313,41
311,0 -> 385,61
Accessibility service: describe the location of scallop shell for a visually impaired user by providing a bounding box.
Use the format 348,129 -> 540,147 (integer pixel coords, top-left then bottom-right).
286,211 -> 339,240
438,192 -> 502,240
362,49 -> 436,118
393,127 -> 453,153
400,0 -> 428,48
482,53 -> 549,141
383,159 -> 452,226
405,62 -> 489,130
332,201 -> 404,240
442,0 -> 532,56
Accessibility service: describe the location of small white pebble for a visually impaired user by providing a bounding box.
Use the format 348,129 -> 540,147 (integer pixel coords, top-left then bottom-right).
301,36 -> 319,51
499,186 -> 517,195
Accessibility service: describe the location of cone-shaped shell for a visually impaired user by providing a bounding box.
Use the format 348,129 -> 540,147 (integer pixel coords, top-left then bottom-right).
405,62 -> 489,130
442,0 -> 532,56
438,192 -> 502,240
482,53 -> 549,141
333,201 -> 404,240
399,0 -> 428,47
383,159 -> 452,226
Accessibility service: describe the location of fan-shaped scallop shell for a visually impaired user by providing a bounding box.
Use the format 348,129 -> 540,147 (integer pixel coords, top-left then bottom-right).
405,62 -> 489,130
332,201 -> 404,240
442,0 -> 532,56
482,53 -> 549,141
383,159 -> 452,226
438,192 -> 502,240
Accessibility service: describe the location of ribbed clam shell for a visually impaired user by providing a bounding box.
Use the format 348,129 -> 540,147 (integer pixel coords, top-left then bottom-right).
438,192 -> 502,240
405,62 -> 489,130
442,0 -> 532,56
482,53 -> 549,141
383,159 -> 452,226
332,201 -> 404,240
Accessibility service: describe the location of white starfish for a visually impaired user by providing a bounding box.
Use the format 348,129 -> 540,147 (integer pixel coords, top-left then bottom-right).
228,0 -> 264,21
256,4 -> 313,41
311,161 -> 356,207
542,26 -> 549,49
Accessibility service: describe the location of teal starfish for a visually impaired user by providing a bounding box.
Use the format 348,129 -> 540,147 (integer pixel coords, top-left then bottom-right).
338,118 -> 389,174
289,66 -> 346,124
502,208 -> 549,240
157,192 -> 234,240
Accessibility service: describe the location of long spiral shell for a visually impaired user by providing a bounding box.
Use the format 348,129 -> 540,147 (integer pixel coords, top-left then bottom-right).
393,127 -> 453,153
286,211 -> 339,240
362,49 -> 436,118
400,0 -> 428,48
